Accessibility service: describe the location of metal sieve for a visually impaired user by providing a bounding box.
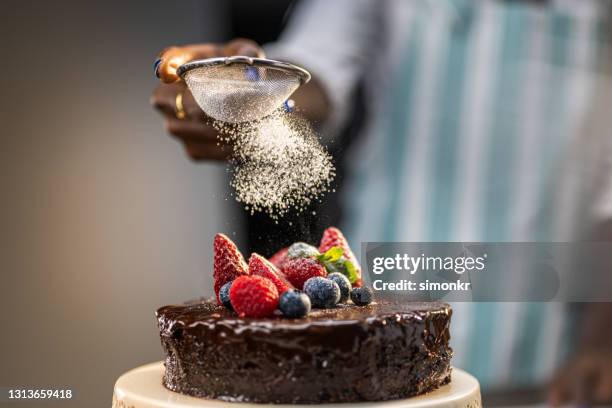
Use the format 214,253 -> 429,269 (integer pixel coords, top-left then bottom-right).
177,56 -> 311,123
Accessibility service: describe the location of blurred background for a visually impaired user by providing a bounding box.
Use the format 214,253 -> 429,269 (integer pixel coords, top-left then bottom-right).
2,1 -> 612,407
0,1 -> 265,407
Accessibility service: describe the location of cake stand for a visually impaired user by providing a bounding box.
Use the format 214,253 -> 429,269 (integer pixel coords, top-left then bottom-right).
111,362 -> 481,408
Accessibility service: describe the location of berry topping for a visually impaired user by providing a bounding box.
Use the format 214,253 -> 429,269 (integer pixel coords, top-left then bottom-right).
327,272 -> 352,303
303,277 -> 340,309
319,227 -> 362,287
214,233 -> 249,304
269,247 -> 289,269
282,257 -> 327,290
350,286 -> 373,306
249,253 -> 294,294
229,275 -> 279,318
287,242 -> 320,259
322,257 -> 350,276
219,280 -> 234,310
278,290 -> 311,318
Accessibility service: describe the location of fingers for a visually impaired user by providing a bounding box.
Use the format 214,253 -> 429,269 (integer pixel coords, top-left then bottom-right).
151,82 -> 181,116
151,83 -> 207,122
151,39 -> 264,161
166,119 -> 231,161
151,82 -> 232,161
223,38 -> 266,58
155,39 -> 264,83
156,43 -> 220,83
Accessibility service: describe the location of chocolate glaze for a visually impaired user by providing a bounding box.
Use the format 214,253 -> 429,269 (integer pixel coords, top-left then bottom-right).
157,300 -> 452,404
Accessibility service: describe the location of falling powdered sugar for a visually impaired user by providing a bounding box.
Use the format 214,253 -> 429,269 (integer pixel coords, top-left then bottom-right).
213,111 -> 335,220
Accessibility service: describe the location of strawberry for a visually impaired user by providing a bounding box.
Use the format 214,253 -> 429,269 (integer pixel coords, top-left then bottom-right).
282,257 -> 327,290
214,233 -> 249,304
249,253 -> 294,294
319,227 -> 362,287
229,275 -> 279,318
269,247 -> 289,269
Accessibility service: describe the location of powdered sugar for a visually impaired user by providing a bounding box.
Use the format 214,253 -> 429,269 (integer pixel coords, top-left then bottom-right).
214,111 -> 335,220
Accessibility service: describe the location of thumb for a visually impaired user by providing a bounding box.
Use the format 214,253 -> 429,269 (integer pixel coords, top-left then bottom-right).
155,44 -> 221,83
222,38 -> 265,58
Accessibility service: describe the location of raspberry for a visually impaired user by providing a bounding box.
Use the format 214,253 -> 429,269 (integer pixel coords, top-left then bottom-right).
282,257 -> 327,290
214,233 -> 249,304
229,275 -> 279,318
319,227 -> 362,287
269,247 -> 289,269
249,253 -> 294,294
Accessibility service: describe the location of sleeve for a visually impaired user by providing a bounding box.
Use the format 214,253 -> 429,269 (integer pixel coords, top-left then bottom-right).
264,0 -> 381,134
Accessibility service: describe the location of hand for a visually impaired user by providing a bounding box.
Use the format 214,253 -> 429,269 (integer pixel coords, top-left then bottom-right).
150,39 -> 264,161
548,350 -> 612,406
154,38 -> 264,83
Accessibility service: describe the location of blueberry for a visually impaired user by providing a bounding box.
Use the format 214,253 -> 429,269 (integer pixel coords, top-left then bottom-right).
304,277 -> 340,309
287,242 -> 320,259
327,272 -> 352,303
220,280 -> 233,310
350,286 -> 373,306
279,290 -> 311,318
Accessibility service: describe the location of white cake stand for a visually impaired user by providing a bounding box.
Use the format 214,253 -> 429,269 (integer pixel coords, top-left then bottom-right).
112,362 -> 481,408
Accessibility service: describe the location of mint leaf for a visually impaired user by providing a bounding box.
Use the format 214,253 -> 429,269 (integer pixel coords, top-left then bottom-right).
316,246 -> 343,263
322,258 -> 345,274
321,257 -> 358,284
344,260 -> 358,283
323,247 -> 344,262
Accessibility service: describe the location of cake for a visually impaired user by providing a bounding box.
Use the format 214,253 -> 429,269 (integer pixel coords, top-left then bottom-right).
155,227 -> 453,403
157,299 -> 452,404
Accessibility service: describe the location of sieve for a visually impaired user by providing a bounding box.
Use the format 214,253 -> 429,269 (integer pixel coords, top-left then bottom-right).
177,56 -> 311,123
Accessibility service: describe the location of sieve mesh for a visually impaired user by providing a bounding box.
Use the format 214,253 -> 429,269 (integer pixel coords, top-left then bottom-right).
181,59 -> 307,123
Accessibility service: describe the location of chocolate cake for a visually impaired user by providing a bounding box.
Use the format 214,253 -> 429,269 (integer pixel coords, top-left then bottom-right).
157,300 -> 452,403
